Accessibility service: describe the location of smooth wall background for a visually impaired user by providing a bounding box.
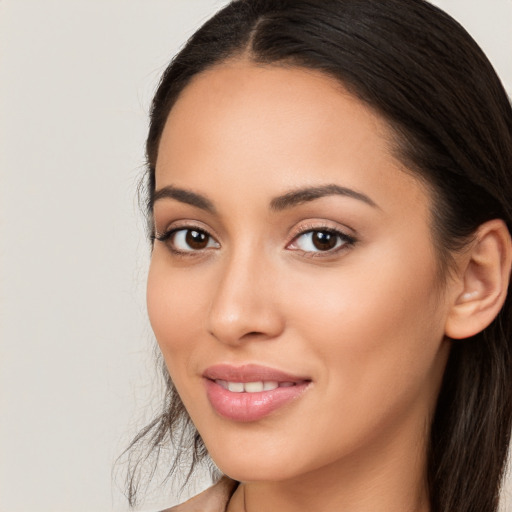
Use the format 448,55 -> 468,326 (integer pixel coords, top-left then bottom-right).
0,1 -> 510,511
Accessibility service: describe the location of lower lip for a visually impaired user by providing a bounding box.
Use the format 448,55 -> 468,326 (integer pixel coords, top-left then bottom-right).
205,379 -> 310,422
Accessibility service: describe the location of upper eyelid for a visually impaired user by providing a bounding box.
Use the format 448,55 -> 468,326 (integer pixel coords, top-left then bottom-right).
288,220 -> 356,239
155,219 -> 219,239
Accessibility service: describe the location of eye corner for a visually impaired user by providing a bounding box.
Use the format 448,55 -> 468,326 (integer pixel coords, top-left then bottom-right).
154,230 -> 171,243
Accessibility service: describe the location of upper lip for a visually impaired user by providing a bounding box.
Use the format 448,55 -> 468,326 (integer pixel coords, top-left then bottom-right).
203,364 -> 311,383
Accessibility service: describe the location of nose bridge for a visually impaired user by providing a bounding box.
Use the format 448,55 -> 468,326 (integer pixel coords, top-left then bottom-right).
207,241 -> 283,344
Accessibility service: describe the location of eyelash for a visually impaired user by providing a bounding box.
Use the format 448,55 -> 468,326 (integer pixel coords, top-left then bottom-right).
153,224 -> 356,258
153,225 -> 218,256
288,225 -> 356,257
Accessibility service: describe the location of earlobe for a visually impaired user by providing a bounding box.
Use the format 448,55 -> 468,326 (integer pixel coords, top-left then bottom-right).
445,219 -> 512,340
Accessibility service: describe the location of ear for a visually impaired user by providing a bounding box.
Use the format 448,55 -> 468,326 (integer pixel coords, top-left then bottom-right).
445,219 -> 512,340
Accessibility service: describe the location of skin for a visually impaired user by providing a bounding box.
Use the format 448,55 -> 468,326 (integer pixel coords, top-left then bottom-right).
147,61 -> 460,512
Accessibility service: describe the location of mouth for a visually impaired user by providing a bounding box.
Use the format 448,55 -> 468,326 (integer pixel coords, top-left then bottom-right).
213,380 -> 300,393
203,364 -> 312,422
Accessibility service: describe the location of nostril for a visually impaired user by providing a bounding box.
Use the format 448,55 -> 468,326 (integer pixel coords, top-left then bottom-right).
240,331 -> 268,341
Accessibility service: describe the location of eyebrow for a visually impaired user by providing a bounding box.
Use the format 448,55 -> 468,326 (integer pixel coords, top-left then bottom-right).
152,183 -> 378,213
270,184 -> 378,211
153,185 -> 216,213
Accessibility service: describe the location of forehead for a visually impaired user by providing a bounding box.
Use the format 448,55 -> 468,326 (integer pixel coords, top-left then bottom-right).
159,60 -> 391,165
155,60 -> 430,220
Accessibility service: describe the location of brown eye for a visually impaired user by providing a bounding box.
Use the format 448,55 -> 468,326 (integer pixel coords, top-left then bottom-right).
185,230 -> 209,249
289,228 -> 354,254
163,228 -> 220,252
311,231 -> 338,251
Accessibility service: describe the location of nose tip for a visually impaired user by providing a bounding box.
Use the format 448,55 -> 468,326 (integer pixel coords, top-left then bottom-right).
206,258 -> 284,346
208,307 -> 284,345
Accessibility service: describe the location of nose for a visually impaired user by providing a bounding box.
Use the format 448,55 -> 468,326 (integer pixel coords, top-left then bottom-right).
207,248 -> 285,346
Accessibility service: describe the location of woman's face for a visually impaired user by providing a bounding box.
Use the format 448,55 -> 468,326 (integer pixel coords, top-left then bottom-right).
147,61 -> 454,484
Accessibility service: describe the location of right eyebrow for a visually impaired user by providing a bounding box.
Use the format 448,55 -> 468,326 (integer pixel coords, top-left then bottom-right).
152,185 -> 216,213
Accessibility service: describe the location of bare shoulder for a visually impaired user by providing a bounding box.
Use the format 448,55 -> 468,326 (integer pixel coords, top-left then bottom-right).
161,477 -> 238,512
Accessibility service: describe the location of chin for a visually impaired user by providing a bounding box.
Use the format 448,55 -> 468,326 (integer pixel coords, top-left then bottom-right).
215,459 -> 300,484
201,432 -> 321,484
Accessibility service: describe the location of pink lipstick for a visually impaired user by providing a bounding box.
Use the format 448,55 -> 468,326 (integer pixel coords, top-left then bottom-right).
203,364 -> 311,422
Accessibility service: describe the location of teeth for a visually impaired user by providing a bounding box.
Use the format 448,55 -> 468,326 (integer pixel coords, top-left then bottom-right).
227,382 -> 244,393
216,379 -> 229,390
244,381 -> 264,393
216,380 -> 292,393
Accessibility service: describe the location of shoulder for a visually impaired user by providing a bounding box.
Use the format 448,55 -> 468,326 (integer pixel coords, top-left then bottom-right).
160,477 -> 239,512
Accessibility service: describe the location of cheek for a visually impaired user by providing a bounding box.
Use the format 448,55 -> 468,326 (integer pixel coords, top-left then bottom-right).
146,256 -> 215,416
285,242 -> 446,406
146,256 -> 206,367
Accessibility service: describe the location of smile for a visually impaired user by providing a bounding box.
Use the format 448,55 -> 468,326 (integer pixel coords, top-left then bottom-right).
215,380 -> 297,393
203,364 -> 311,422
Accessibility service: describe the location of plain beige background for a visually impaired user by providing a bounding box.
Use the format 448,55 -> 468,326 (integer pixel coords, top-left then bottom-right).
0,1 -> 511,511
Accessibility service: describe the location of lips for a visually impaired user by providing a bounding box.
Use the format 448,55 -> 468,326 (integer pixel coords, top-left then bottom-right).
203,364 -> 311,422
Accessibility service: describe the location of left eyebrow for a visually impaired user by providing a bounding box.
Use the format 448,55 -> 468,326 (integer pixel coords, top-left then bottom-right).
270,184 -> 379,211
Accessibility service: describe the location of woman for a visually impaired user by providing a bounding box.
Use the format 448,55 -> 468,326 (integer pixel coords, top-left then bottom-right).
126,1 -> 512,511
